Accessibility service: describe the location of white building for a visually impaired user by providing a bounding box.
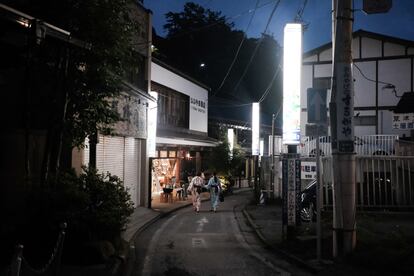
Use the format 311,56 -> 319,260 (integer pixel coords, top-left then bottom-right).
149,59 -> 217,200
301,29 -> 414,139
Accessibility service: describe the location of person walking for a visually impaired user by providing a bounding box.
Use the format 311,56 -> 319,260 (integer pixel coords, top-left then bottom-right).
187,171 -> 204,213
182,170 -> 189,199
205,172 -> 222,212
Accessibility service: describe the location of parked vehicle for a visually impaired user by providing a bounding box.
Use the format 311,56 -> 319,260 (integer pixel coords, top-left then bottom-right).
299,180 -> 317,222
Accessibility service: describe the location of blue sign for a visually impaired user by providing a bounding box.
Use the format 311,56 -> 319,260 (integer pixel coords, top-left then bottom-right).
307,88 -> 328,124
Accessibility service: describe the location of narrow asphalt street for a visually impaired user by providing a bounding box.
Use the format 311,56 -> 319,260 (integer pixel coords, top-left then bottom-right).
128,192 -> 311,276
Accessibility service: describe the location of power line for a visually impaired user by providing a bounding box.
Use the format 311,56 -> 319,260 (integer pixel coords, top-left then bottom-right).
295,0 -> 308,22
353,63 -> 394,86
162,0 -> 279,41
257,0 -> 308,103
209,64 -> 282,109
212,0 -> 261,97
231,0 -> 281,94
258,64 -> 282,103
213,0 -> 306,111
212,1 -> 312,118
133,0 -> 278,48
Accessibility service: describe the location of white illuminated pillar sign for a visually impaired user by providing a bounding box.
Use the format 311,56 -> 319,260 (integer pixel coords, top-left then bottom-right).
282,23 -> 302,145
147,91 -> 158,157
259,139 -> 264,156
227,128 -> 234,158
252,102 -> 260,156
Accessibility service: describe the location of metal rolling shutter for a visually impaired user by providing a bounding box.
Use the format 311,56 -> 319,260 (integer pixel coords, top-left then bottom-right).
124,138 -> 139,206
87,135 -> 141,207
83,138 -> 90,167
96,135 -> 125,180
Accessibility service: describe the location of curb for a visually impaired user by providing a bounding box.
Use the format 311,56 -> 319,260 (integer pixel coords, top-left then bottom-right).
120,190 -> 252,276
121,197 -> 212,276
242,208 -> 319,274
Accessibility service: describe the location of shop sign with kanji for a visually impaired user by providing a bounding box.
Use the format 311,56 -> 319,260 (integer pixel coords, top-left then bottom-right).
392,112 -> 414,129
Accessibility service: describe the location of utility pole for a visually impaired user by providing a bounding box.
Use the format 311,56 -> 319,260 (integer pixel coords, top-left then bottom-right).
271,114 -> 276,197
330,0 -> 356,257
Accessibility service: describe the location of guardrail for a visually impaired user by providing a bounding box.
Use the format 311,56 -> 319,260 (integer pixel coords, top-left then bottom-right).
321,156 -> 414,208
7,223 -> 67,276
300,135 -> 399,157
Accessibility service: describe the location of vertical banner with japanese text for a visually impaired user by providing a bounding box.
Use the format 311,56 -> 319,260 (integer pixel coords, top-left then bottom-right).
331,62 -> 354,153
282,154 -> 301,226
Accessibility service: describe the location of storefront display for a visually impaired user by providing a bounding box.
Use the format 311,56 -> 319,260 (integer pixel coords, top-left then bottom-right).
151,158 -> 178,194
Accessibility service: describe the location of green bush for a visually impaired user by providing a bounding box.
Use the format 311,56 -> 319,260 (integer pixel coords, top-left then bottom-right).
75,167 -> 134,241
21,167 -> 134,264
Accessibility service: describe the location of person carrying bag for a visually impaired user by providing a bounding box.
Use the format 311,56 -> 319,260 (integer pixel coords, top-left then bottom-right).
187,171 -> 204,213
205,172 -> 222,212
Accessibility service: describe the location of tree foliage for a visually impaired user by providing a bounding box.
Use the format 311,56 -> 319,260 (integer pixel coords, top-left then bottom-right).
154,2 -> 283,120
9,0 -> 140,147
206,127 -> 245,177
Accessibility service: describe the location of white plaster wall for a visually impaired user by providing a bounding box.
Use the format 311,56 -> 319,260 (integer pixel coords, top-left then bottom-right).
314,63 -> 332,78
361,37 -> 382,58
300,35 -> 413,139
151,62 -> 208,133
378,59 -> 411,107
352,37 -> 360,59
303,55 -> 318,62
301,65 -> 313,108
353,61 -> 376,107
355,125 -> 375,137
356,110 -> 375,116
384,42 -> 406,56
300,110 -> 308,136
319,48 -> 332,62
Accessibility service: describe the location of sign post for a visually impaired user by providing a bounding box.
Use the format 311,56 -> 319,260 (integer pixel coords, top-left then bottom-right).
306,88 -> 328,262
282,154 -> 301,238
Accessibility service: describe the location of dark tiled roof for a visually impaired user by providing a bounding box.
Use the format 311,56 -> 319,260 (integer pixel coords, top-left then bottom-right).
394,92 -> 414,113
304,29 -> 414,58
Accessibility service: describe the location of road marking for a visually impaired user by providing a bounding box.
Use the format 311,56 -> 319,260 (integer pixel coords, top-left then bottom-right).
191,238 -> 206,248
196,216 -> 208,232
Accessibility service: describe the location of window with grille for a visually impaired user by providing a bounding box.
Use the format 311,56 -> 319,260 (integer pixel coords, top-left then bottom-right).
156,87 -> 189,128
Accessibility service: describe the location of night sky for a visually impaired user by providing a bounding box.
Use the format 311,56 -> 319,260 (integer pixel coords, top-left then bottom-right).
145,0 -> 414,51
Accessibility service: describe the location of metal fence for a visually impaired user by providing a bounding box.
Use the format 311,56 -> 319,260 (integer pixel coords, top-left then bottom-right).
300,135 -> 399,157
6,223 -> 67,276
321,156 -> 414,208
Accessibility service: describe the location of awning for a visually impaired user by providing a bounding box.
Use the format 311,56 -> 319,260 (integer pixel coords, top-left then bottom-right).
156,136 -> 218,147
